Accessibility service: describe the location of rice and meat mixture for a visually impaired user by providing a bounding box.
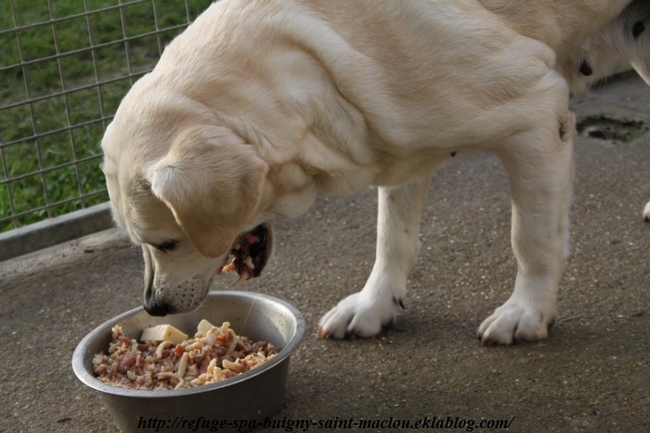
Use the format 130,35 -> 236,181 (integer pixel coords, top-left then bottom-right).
92,322 -> 277,390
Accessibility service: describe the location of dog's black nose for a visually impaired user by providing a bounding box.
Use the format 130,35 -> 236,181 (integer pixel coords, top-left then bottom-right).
144,301 -> 171,317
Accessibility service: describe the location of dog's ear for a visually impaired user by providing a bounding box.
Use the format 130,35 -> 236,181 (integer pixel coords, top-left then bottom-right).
148,126 -> 268,258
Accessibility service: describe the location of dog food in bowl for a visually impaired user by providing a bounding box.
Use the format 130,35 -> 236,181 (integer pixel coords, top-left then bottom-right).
92,320 -> 277,391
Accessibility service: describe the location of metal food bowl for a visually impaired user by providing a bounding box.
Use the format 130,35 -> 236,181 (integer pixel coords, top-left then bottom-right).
72,291 -> 305,433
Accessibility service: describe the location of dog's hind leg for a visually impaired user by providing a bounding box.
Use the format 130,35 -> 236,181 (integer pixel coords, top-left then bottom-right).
478,103 -> 575,345
318,173 -> 432,339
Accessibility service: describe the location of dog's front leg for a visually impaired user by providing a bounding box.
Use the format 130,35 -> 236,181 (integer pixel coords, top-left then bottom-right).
478,111 -> 575,345
318,174 -> 432,338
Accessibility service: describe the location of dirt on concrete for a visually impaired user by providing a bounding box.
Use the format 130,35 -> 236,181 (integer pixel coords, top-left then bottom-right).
1,73 -> 649,433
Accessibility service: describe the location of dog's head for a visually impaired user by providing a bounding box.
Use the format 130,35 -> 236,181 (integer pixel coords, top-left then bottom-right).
101,79 -> 273,316
569,0 -> 650,91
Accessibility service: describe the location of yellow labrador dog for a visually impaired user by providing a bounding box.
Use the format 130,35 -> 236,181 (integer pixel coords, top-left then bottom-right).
102,0 -> 650,345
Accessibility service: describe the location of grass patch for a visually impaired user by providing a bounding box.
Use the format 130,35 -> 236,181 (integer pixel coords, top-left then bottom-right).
1,0 -> 213,231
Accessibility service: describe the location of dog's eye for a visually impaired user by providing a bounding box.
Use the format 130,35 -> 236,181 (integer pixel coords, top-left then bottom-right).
633,21 -> 645,39
156,240 -> 177,252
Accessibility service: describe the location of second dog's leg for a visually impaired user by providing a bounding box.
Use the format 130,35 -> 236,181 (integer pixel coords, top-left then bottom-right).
318,174 -> 432,338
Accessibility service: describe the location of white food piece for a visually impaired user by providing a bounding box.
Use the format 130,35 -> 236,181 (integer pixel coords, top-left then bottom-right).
222,359 -> 243,372
140,324 -> 188,344
177,352 -> 189,378
197,319 -> 215,335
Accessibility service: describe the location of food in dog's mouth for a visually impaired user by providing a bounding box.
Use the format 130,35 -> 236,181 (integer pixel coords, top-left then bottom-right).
217,224 -> 272,282
92,320 -> 277,390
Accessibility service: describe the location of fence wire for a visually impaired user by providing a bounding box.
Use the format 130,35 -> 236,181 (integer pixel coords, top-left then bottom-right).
0,0 -> 212,232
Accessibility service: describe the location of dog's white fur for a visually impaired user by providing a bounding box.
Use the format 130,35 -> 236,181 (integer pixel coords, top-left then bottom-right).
102,0 -> 650,344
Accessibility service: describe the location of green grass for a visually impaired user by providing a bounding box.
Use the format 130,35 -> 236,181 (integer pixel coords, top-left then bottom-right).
0,0 -> 213,231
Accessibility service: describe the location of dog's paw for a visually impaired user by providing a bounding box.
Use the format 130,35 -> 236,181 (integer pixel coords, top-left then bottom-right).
477,300 -> 555,345
644,201 -> 650,222
317,292 -> 402,339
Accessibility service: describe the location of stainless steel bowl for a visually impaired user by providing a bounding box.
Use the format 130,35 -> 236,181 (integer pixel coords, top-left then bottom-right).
73,291 -> 305,433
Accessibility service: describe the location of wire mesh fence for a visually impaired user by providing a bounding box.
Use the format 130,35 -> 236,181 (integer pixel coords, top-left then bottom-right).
0,0 -> 213,233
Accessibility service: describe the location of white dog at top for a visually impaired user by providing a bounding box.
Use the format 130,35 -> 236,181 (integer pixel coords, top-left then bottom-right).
101,0 -> 650,346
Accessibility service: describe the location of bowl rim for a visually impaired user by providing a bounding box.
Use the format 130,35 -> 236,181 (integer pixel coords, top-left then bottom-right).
72,291 -> 305,398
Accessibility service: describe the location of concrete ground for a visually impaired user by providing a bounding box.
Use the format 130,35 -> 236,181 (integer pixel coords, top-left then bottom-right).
1,72 -> 649,433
